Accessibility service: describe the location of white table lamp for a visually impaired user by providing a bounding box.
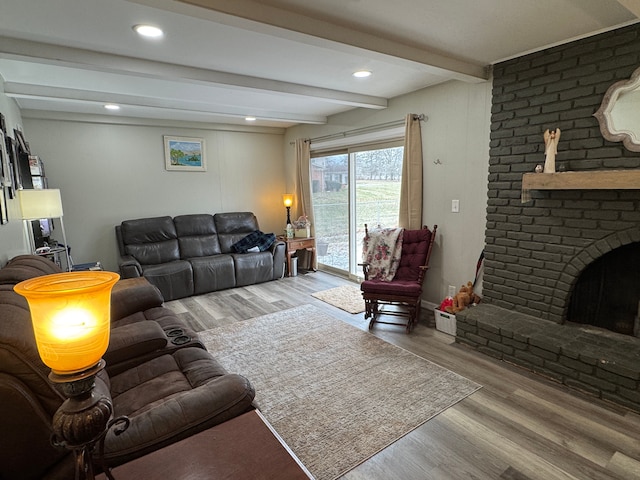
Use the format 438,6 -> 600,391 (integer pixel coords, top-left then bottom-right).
18,189 -> 71,271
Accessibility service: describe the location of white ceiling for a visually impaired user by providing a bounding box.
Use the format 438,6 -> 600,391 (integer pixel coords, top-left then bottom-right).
0,0 -> 638,128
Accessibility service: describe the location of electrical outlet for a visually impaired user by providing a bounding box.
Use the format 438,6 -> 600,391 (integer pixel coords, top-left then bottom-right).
451,199 -> 460,213
448,285 -> 457,297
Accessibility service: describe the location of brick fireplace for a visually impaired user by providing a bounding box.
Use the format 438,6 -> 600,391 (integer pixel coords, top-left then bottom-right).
456,24 -> 640,413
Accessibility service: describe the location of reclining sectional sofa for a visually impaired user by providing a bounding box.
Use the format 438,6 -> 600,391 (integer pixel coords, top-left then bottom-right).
116,212 -> 286,301
0,255 -> 255,480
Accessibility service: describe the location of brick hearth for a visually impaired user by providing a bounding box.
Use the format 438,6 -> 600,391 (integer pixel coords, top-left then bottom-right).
456,304 -> 640,413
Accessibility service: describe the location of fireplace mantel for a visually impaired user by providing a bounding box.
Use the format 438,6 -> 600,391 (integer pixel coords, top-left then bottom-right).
521,169 -> 640,201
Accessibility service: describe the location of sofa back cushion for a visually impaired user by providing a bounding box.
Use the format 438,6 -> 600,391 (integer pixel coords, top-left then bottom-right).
174,214 -> 221,258
120,216 -> 180,265
0,254 -> 63,285
214,212 -> 260,253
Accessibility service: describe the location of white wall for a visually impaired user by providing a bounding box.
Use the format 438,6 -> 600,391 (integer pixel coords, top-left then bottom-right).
284,80 -> 492,305
10,77 -> 492,307
0,79 -> 30,265
22,119 -> 286,272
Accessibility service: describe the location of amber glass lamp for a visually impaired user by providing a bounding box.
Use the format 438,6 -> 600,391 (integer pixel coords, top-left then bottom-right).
14,271 -> 121,480
282,193 -> 294,225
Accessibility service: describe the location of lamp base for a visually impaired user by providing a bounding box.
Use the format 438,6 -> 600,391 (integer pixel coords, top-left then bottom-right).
49,360 -> 116,480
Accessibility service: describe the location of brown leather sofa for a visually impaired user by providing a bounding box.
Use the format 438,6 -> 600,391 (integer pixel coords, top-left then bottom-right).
0,255 -> 255,480
116,212 -> 286,301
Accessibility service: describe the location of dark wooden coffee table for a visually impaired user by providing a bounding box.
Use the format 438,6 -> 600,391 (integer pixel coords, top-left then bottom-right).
97,410 -> 313,479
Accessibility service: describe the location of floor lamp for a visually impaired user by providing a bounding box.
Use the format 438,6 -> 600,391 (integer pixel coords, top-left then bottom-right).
18,189 -> 72,271
14,271 -> 124,480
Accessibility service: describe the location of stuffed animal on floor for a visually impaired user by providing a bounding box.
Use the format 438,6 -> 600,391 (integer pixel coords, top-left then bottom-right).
445,281 -> 481,314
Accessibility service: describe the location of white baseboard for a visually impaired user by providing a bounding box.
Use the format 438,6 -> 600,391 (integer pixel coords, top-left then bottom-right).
421,300 -> 438,326
422,299 -> 438,312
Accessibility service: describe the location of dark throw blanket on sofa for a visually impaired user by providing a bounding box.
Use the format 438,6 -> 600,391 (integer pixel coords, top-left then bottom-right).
232,231 -> 276,253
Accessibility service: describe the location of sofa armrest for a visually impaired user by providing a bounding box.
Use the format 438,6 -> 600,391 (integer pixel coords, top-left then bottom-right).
119,255 -> 142,278
0,373 -> 74,479
270,240 -> 286,279
269,239 -> 284,253
105,321 -> 168,369
111,277 -> 165,322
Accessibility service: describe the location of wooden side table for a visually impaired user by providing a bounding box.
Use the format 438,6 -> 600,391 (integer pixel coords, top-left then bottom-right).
280,236 -> 316,276
97,410 -> 312,480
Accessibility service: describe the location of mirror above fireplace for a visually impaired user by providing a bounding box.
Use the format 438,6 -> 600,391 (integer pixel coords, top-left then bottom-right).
594,65 -> 640,152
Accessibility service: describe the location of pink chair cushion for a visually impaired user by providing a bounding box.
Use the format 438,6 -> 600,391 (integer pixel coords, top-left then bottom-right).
360,278 -> 422,296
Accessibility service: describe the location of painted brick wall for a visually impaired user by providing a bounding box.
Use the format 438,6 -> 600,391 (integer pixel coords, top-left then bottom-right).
486,23 -> 640,323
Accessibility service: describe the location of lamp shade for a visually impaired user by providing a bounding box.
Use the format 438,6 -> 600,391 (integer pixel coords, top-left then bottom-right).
18,189 -> 64,220
282,193 -> 294,207
14,271 -> 120,375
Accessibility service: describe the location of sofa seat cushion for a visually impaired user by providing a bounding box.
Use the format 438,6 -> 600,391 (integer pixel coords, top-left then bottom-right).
142,261 -> 194,301
104,348 -> 255,466
111,358 -> 196,418
189,255 -> 236,294
232,252 -> 273,287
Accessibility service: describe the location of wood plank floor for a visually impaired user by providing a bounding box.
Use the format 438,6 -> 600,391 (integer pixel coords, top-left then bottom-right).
165,270 -> 640,480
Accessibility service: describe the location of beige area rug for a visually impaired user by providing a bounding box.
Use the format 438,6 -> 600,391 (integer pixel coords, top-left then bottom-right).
199,304 -> 481,480
311,284 -> 365,314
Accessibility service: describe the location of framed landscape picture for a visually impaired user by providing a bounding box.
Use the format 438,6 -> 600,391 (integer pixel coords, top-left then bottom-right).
164,136 -> 206,172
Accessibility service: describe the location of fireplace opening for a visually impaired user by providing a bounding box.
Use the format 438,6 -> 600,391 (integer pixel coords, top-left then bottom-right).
567,242 -> 640,336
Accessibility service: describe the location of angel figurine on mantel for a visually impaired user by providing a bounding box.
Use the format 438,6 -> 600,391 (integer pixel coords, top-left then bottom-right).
543,128 -> 561,173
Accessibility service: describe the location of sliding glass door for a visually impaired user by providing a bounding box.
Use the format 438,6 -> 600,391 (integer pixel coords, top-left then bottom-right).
311,153 -> 349,272
311,142 -> 403,278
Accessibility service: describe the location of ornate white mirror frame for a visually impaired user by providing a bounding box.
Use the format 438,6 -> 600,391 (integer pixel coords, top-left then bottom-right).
594,66 -> 640,152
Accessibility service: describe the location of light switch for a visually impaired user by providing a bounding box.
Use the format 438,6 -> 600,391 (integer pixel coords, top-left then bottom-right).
452,199 -> 460,213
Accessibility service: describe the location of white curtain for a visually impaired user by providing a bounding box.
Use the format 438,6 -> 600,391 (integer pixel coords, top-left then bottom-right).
399,114 -> 424,229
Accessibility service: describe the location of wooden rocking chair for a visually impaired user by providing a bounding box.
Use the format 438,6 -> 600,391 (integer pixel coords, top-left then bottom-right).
359,224 -> 437,333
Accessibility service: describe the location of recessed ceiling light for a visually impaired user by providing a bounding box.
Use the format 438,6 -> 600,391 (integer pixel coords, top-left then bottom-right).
133,24 -> 164,38
245,116 -> 257,122
104,104 -> 120,111
353,70 -> 372,78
